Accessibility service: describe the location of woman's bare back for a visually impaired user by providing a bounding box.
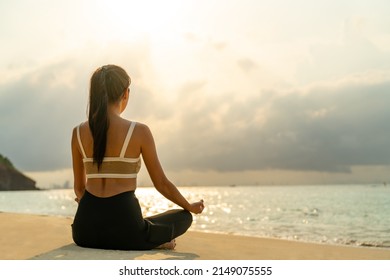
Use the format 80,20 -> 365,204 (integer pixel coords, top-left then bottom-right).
78,116 -> 141,197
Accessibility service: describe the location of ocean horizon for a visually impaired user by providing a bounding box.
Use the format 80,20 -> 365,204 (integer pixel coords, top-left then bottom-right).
1,184 -> 389,248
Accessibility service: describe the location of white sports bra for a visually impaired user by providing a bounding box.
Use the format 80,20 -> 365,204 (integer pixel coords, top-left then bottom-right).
76,122 -> 141,179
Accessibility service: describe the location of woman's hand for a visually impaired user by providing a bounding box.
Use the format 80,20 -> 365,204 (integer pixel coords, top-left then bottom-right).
188,199 -> 205,214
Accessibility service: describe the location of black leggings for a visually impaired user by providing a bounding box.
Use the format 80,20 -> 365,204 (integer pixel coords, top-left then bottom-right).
72,190 -> 192,250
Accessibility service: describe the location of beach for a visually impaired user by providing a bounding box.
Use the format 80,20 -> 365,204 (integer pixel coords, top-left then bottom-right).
2,186 -> 390,248
1,212 -> 389,260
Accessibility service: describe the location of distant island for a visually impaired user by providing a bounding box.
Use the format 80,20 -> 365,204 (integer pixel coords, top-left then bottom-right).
0,154 -> 38,191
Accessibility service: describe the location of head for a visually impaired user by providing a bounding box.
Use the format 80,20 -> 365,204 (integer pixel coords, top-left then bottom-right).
88,64 -> 131,168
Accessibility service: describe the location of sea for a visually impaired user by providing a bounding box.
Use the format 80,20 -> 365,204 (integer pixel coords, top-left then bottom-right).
1,185 -> 389,248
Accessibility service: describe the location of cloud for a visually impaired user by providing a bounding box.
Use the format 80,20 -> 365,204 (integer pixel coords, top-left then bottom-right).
6,60 -> 387,175
0,42 -> 152,171
237,58 -> 257,73
0,61 -> 88,171
156,75 -> 390,173
297,16 -> 390,84
1,29 -> 389,177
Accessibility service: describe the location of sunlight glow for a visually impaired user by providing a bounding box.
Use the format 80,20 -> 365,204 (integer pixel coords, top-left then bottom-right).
95,0 -> 188,42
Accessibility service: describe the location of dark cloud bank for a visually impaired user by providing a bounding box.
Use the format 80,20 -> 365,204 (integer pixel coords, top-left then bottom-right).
1,61 -> 389,175
159,78 -> 390,174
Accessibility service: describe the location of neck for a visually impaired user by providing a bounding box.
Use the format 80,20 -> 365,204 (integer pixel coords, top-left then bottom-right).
107,103 -> 121,118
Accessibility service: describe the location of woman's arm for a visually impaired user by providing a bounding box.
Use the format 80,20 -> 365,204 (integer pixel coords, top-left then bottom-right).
71,127 -> 86,202
140,124 -> 204,214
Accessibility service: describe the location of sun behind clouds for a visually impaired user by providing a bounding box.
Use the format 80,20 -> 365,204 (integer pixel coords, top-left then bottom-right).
93,0 -> 189,42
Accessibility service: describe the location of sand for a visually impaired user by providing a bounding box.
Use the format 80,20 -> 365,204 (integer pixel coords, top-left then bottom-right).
0,212 -> 389,260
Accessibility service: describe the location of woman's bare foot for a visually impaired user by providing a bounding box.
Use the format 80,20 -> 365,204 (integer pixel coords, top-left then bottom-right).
156,239 -> 176,250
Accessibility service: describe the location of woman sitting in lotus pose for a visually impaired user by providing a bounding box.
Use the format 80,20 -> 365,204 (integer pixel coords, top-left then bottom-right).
71,64 -> 204,250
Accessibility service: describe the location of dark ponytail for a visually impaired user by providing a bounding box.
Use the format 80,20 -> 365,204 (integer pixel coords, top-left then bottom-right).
88,65 -> 131,169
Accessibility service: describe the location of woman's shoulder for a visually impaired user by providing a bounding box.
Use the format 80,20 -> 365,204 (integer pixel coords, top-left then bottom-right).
72,121 -> 88,134
133,121 -> 148,130
131,121 -> 152,138
73,121 -> 88,129
71,121 -> 90,139
125,121 -> 154,143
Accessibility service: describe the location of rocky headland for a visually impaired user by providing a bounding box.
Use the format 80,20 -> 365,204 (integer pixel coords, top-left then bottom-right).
0,154 -> 38,191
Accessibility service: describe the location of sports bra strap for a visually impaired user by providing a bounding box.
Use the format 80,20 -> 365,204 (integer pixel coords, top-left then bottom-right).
76,125 -> 87,158
120,122 -> 136,157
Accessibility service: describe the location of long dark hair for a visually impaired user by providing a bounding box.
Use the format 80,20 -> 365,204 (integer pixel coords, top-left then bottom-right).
88,65 -> 131,168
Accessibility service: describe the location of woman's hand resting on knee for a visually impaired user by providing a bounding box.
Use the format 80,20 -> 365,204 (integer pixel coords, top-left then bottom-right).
188,199 -> 205,214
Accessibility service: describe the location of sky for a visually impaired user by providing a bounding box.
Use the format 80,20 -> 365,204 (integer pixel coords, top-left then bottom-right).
1,0 -> 390,187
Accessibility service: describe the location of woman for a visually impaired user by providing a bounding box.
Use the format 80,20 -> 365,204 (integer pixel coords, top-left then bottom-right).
71,64 -> 204,250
